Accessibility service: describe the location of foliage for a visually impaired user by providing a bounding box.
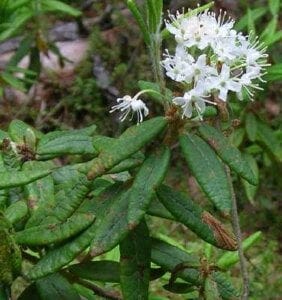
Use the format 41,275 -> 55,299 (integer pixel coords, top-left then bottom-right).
0,0 -> 281,299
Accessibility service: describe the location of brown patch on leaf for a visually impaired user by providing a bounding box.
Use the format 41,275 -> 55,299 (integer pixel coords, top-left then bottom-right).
202,211 -> 237,251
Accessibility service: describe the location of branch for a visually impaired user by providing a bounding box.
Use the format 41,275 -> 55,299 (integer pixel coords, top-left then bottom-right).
225,166 -> 249,300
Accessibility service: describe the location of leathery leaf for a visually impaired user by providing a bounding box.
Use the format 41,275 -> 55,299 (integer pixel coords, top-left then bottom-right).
211,271 -> 240,300
15,212 -> 95,246
157,185 -> 237,251
89,189 -> 130,257
127,147 -> 170,227
27,222 -> 97,280
151,238 -> 201,285
198,124 -> 257,185
4,200 -> 28,224
36,273 -> 80,300
120,220 -> 151,300
86,117 -> 168,179
37,125 -> 97,158
179,133 -> 231,214
0,168 -> 52,190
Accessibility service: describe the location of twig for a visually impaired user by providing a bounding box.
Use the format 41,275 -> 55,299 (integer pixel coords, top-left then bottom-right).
226,166 -> 249,300
63,271 -> 122,300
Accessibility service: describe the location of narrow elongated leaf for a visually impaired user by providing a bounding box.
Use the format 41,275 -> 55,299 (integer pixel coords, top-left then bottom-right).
8,120 -> 43,143
198,124 -> 257,185
241,154 -> 259,204
37,130 -> 97,158
120,220 -> 151,300
245,113 -> 257,142
15,212 -> 95,246
27,222 -> 97,280
157,185 -> 237,251
90,190 -> 130,257
0,168 -> 51,190
41,0 -> 81,17
212,272 -> 240,300
235,7 -> 267,31
108,152 -> 144,174
179,134 -> 231,214
265,63 -> 282,81
86,117 -> 167,179
217,231 -> 262,269
147,195 -> 174,220
127,0 -> 150,45
151,238 -> 201,285
268,0 -> 280,15
163,282 -> 195,294
127,147 -> 170,227
69,261 -> 120,283
36,273 -> 80,300
4,201 -> 28,224
256,121 -> 282,162
146,0 -> 157,33
138,80 -> 172,103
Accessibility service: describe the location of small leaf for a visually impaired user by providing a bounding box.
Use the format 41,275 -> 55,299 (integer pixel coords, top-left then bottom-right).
265,63 -> 282,81
4,201 -> 28,224
0,168 -> 51,190
179,133 -> 232,214
256,121 -> 282,162
127,147 -> 170,227
41,0 -> 81,17
108,152 -> 144,174
268,0 -> 280,15
8,120 -> 42,144
163,282 -> 195,294
147,194 -> 174,220
151,238 -> 201,285
198,124 -> 257,185
235,7 -> 267,31
69,260 -> 120,283
157,185 -> 237,251
241,154 -> 259,204
217,231 -> 262,270
245,113 -> 257,142
36,273 -> 80,300
86,117 -> 167,179
15,212 -> 95,246
138,80 -> 172,103
212,272 -> 240,300
27,222 -> 97,280
229,128 -> 245,148
120,220 -> 151,300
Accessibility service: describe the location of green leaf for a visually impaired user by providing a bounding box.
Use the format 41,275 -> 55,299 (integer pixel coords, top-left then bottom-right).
179,133 -> 232,214
151,238 -> 201,285
157,185 -> 237,251
212,272 -> 240,300
198,124 -> 257,185
0,71 -> 25,91
247,8 -> 256,34
27,222 -> 97,280
245,113 -> 257,142
127,0 -> 150,45
147,194 -> 175,220
89,189 -> 130,257
217,231 -> 262,270
69,260 -> 120,283
15,212 -> 95,246
268,0 -> 280,15
146,0 -> 157,33
86,117 -> 168,179
256,121 -> 282,162
120,220 -> 151,300
241,154 -> 259,204
36,273 -> 80,300
229,128 -> 245,148
138,80 -> 172,103
8,120 -> 43,144
235,7 -> 267,31
41,0 -> 82,17
0,168 -> 51,190
260,17 -> 278,44
127,147 -> 170,227
265,63 -> 282,81
18,284 -> 40,300
108,152 -> 144,174
4,201 -> 28,224
37,128 -> 98,158
204,276 -> 221,300
7,35 -> 33,67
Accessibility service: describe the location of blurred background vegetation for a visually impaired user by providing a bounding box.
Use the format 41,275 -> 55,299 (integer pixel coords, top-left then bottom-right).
0,0 -> 281,299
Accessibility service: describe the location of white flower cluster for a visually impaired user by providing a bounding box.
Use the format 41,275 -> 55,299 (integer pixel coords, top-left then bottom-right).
162,9 -> 268,119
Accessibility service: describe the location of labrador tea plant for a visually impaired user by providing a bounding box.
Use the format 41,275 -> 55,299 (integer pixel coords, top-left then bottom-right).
0,1 -> 267,299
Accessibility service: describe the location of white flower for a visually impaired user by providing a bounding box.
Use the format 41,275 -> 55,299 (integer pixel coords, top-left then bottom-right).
207,64 -> 241,101
172,85 -> 214,119
110,91 -> 149,124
